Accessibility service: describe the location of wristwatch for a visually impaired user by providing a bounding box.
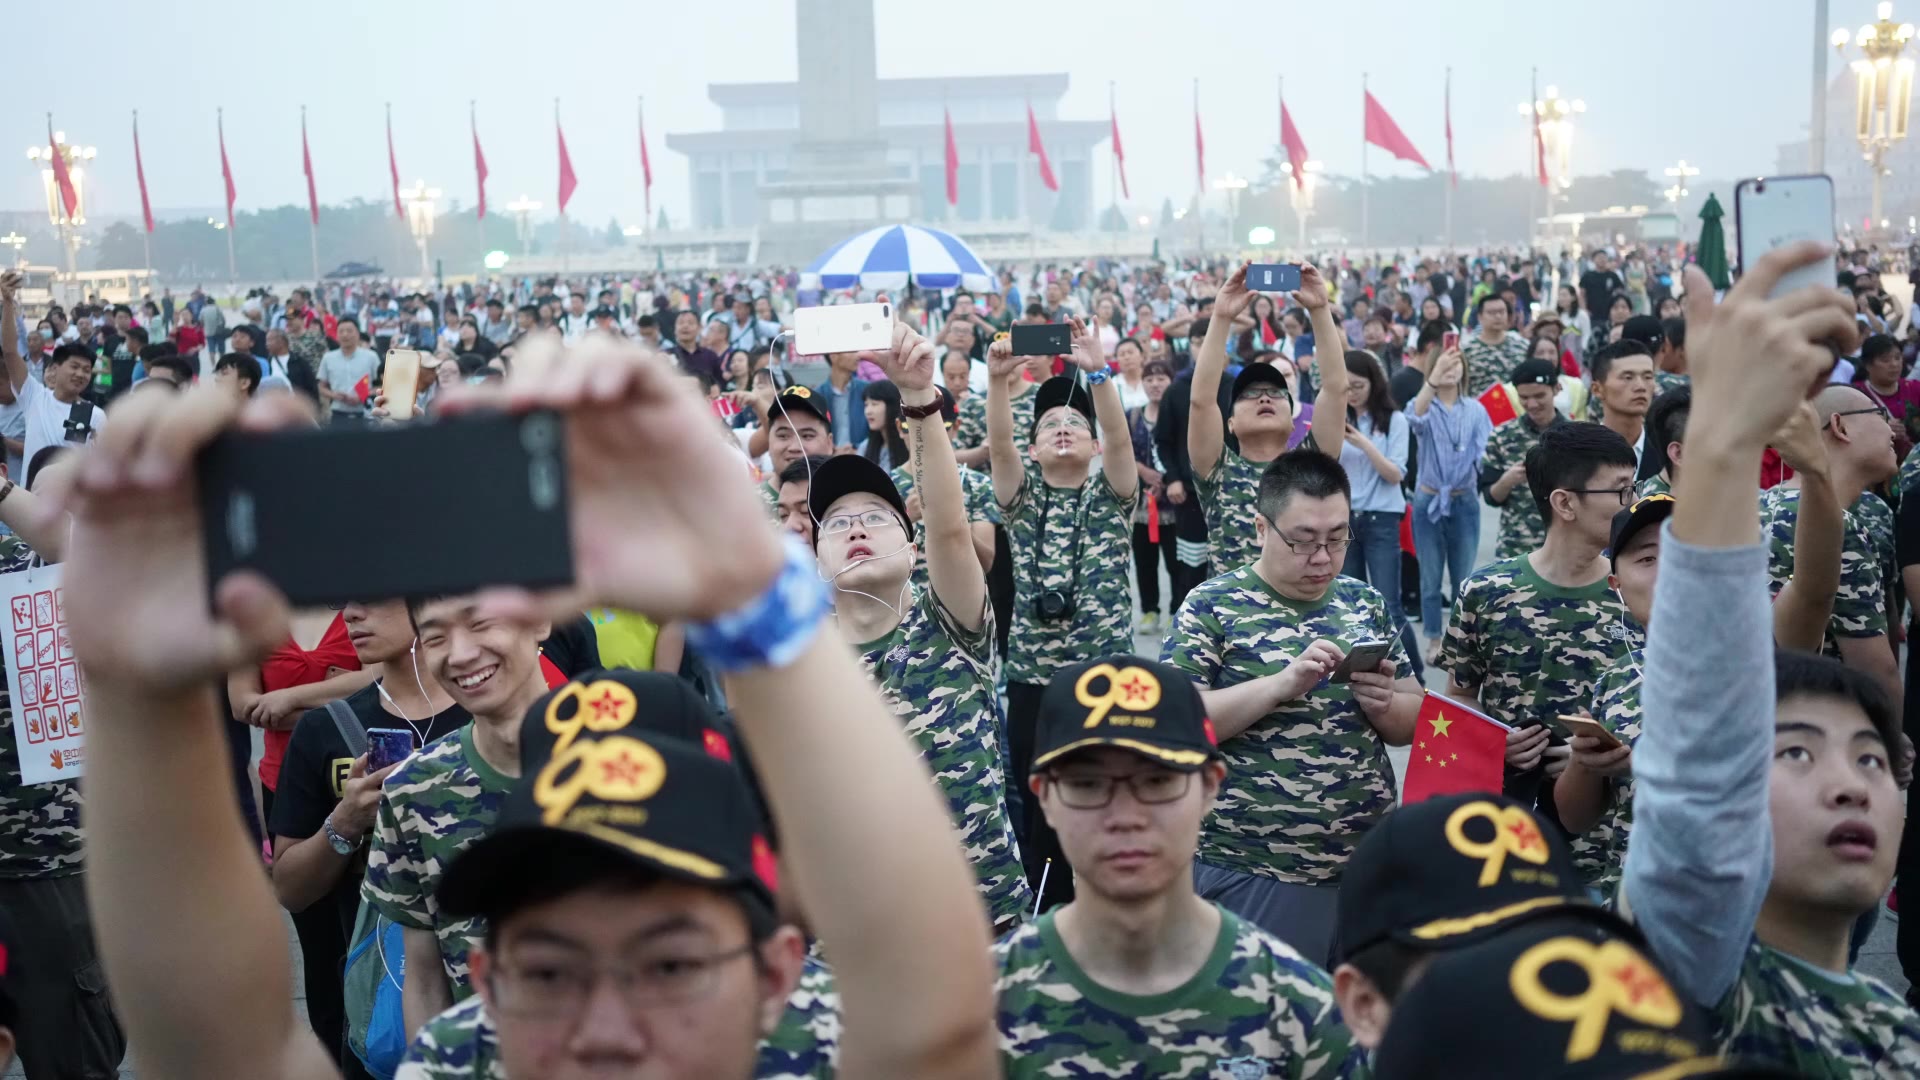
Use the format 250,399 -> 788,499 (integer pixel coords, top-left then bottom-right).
323,816 -> 364,855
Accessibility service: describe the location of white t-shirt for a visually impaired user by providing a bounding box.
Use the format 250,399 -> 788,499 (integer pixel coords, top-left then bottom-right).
17,375 -> 103,480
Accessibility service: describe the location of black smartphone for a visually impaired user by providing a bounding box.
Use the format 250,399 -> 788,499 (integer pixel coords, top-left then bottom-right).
197,410 -> 573,608
1010,323 -> 1071,357
1245,264 -> 1302,293
1328,640 -> 1392,684
367,727 -> 418,770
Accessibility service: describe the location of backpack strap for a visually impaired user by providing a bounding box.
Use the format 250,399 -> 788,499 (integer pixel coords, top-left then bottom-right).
327,699 -> 369,759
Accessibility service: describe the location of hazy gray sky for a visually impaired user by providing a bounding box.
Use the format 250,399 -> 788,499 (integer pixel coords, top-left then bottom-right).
3,0 -> 1868,228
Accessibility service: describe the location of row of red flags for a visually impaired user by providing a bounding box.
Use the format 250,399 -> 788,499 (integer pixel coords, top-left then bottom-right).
95,102 -> 657,235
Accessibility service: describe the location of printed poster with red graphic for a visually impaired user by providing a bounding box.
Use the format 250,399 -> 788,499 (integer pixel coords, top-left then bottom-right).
3,565 -> 84,784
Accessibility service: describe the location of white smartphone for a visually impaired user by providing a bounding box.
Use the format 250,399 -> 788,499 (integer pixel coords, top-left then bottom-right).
381,349 -> 423,421
1733,175 -> 1837,299
793,302 -> 893,356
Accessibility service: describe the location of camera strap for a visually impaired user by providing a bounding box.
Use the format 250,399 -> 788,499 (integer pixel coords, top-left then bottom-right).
1026,479 -> 1086,605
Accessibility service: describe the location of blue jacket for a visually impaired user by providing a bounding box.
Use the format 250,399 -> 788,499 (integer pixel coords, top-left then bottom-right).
814,376 -> 870,449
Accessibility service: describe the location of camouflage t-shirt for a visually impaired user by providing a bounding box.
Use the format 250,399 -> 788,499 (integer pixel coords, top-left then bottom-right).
1634,473 -> 1672,499
1163,569 -> 1404,884
1710,939 -> 1920,1077
1462,331 -> 1530,401
1197,449 -> 1274,575
854,587 -> 1031,925
955,384 -> 1039,456
397,955 -> 843,1080
1437,556 -> 1631,733
1854,491 -> 1895,595
1001,461 -> 1136,686
0,542 -> 80,881
1897,442 -> 1920,496
1566,652 -> 1645,895
362,724 -> 513,998
889,463 -> 1002,581
994,906 -> 1364,1078
1759,485 -> 1886,654
1478,414 -> 1561,561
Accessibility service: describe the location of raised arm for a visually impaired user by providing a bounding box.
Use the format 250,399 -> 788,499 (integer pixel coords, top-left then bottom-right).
1623,246 -> 1857,1008
1296,264 -> 1350,458
0,271 -> 25,397
984,337 -> 1025,509
1187,263 -> 1253,481
881,323 -> 987,633
1768,403 -> 1841,653
1069,316 -> 1138,501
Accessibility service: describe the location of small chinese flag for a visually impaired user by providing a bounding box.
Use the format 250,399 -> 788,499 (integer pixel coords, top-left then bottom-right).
353,373 -> 372,404
1478,383 -> 1518,427
1402,693 -> 1509,804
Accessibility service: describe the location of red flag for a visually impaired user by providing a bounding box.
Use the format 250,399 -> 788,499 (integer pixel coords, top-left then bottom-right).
1363,91 -> 1431,170
1402,694 -> 1509,804
639,101 -> 654,220
1194,102 -> 1207,192
45,118 -> 78,222
943,108 -> 959,207
1479,383 -> 1518,426
301,111 -> 319,226
1280,101 -> 1310,192
218,111 -> 237,228
386,107 -> 403,220
472,110 -> 489,221
1110,102 -> 1129,200
1026,104 -> 1058,193
557,116 -> 579,214
133,112 -> 154,234
1445,70 -> 1456,188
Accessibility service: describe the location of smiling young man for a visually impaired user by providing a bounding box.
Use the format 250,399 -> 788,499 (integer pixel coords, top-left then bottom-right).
2,330 -> 104,469
808,324 -> 1031,929
987,320 -> 1139,912
1162,450 -> 1424,962
1622,246 -> 1920,1074
747,385 -> 836,479
362,596 -> 553,1035
995,655 -> 1364,1077
1477,358 -> 1566,561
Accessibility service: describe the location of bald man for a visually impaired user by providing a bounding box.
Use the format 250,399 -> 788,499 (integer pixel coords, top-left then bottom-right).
1759,384 -> 1901,699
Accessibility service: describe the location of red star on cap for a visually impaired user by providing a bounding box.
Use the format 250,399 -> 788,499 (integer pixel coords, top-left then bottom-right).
1614,960 -> 1666,1006
1507,818 -> 1542,852
1118,675 -> 1152,706
588,689 -> 626,722
600,752 -> 646,785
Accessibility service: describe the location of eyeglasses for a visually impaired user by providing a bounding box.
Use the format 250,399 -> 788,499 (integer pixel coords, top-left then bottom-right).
1832,405 -> 1892,424
1036,416 -> 1091,435
1048,769 -> 1192,809
486,943 -> 755,1017
1568,485 -> 1635,506
1235,385 -> 1292,404
819,509 -> 905,535
1261,519 -> 1351,556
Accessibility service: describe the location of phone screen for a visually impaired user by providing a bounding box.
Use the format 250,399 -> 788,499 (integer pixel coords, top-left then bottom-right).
1246,264 -> 1302,292
367,728 -> 417,770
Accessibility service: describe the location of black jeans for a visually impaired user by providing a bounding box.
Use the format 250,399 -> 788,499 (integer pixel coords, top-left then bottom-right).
1132,520 -> 1177,615
1007,681 -> 1074,914
0,873 -> 126,1079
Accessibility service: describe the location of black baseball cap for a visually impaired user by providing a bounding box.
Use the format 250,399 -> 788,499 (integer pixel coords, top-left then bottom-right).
805,453 -> 910,541
1511,358 -> 1561,388
1031,656 -> 1222,773
771,384 -> 832,427
1030,375 -> 1095,440
438,671 -> 777,922
1372,916 -> 1777,1079
1333,793 -> 1618,965
1231,361 -> 1293,404
1609,493 -> 1675,571
1621,314 -> 1666,351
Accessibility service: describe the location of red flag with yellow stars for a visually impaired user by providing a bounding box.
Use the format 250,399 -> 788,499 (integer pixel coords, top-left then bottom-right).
1403,693 -> 1509,804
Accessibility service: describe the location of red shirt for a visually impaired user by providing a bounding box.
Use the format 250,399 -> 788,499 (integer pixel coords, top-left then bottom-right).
174,325 -> 206,355
256,614 -> 359,790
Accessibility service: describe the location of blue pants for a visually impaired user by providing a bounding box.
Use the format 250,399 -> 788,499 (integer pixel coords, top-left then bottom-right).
1412,490 -> 1482,638
1342,509 -> 1422,679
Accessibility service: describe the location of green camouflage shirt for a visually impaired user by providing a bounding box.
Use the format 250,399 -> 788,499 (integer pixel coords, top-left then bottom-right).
289,325 -> 329,369
1566,652 -> 1644,895
0,536 -> 80,881
1711,940 -> 1920,1078
1197,449 -> 1273,575
1634,473 -> 1672,499
1462,331 -> 1530,401
854,587 -> 1031,925
1853,491 -> 1895,595
1163,570 -> 1404,884
1001,461 -> 1136,685
994,906 -> 1365,1078
1897,442 -> 1920,495
1478,414 -> 1560,561
362,724 -> 512,998
397,955 -> 842,1080
1437,556 -> 1631,732
1759,486 -> 1886,653
889,464 -> 1001,581
955,384 -> 1039,456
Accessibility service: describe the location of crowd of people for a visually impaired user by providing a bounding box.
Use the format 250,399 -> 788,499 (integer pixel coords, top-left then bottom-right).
1,231 -> 1919,1079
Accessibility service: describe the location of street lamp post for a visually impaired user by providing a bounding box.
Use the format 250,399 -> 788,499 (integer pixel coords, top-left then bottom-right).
1519,86 -> 1585,236
26,131 -> 96,289
1833,2 -> 1917,230
399,180 -> 441,284
1279,160 -> 1324,249
505,195 -> 541,259
1662,159 -> 1700,213
1213,172 -> 1249,252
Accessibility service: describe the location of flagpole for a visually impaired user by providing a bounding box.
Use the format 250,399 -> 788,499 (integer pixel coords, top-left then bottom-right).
1444,69 -> 1454,253
134,110 -> 151,280
220,107 -> 236,283
1528,68 -> 1540,249
1192,78 -> 1202,256
304,105 -> 319,283
1360,73 -> 1371,252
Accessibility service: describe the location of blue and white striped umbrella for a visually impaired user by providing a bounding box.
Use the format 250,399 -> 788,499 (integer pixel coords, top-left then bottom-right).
802,225 -> 994,293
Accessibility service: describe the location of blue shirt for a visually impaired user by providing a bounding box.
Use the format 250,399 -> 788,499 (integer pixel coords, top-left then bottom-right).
1405,395 -> 1492,521
1338,410 -> 1409,513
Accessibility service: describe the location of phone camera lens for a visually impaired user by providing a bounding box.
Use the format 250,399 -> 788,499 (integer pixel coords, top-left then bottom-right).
1755,179 -> 1767,194
520,414 -> 558,454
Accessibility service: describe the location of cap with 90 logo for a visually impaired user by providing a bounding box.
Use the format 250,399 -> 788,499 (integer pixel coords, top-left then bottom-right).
1030,655 -> 1221,774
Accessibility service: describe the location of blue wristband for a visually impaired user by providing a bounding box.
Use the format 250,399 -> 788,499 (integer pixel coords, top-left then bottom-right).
685,536 -> 830,672
1084,367 -> 1112,385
